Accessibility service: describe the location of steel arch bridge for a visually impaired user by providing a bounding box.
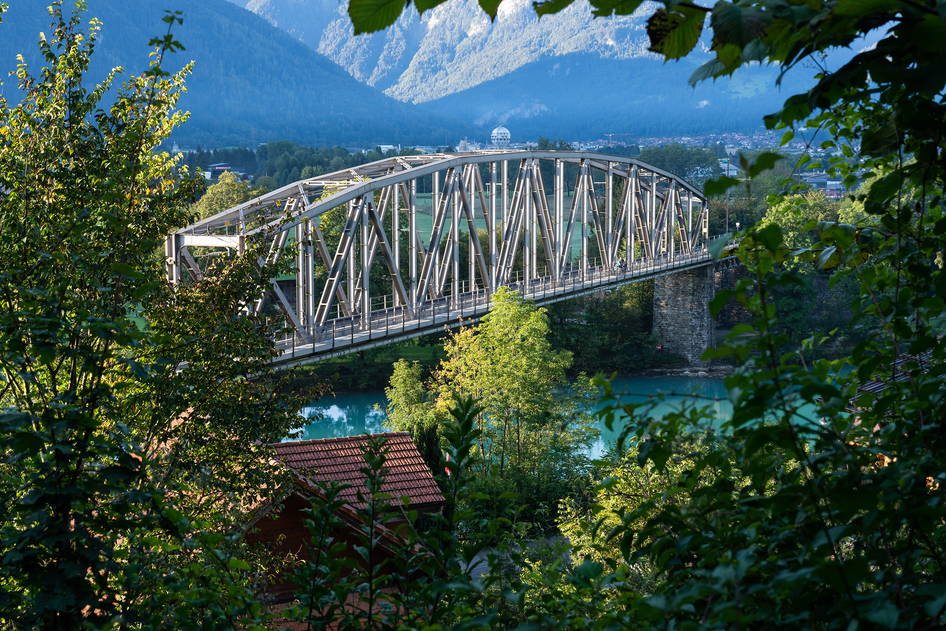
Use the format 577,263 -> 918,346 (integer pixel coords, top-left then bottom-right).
167,151 -> 716,367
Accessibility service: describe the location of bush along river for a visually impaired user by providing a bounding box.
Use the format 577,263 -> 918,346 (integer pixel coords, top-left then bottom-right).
294,375 -> 731,458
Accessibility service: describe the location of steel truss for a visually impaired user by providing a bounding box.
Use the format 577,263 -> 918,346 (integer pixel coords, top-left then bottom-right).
167,151 -> 715,365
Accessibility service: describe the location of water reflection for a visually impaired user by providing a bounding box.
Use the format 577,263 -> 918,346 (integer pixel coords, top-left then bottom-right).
295,395 -> 388,440
292,376 -> 732,457
591,376 -> 730,458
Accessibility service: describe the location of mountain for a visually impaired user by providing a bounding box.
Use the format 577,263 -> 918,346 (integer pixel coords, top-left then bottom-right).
0,0 -> 468,147
419,53 -> 809,140
235,0 -> 654,103
231,0 -> 823,138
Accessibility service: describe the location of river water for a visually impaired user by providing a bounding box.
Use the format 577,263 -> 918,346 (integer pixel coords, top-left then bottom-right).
294,375 -> 730,457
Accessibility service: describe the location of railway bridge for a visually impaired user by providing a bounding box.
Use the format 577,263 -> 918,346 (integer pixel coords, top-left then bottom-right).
167,151 -> 724,368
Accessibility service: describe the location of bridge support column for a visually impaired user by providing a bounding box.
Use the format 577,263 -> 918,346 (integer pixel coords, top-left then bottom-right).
652,265 -> 714,366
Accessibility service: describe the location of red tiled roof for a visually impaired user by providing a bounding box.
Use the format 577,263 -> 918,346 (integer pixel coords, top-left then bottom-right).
270,432 -> 445,511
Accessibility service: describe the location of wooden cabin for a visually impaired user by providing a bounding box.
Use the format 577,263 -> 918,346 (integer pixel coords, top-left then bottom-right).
244,432 -> 445,603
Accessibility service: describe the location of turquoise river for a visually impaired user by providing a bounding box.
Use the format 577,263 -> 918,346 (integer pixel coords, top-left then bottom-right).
294,375 -> 730,457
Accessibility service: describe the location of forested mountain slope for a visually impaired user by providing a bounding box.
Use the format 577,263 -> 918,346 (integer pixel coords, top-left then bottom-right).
0,0 -> 467,147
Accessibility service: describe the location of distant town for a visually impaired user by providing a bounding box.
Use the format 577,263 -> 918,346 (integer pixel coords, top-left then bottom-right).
179,124 -> 854,201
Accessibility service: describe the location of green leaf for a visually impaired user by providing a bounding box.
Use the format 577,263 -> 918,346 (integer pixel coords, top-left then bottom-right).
477,0 -> 503,18
533,0 -> 573,15
348,0 -> 408,34
921,587 -> 946,617
817,245 -> 839,270
863,600 -> 899,629
587,0 -> 644,18
709,234 -> 732,259
913,14 -> 946,54
647,5 -> 707,60
755,224 -> 783,253
773,93 -> 813,126
833,0 -> 891,18
711,1 -> 770,48
572,559 -> 604,584
747,151 -> 782,177
415,0 -> 451,11
704,176 -> 741,197
861,117 -> 898,157
227,557 -> 252,572
689,59 -> 727,85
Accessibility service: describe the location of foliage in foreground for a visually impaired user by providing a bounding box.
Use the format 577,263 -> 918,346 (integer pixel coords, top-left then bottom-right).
0,6 -> 305,628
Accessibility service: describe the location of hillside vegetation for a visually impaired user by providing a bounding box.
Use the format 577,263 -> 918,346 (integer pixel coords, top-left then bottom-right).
0,0 -> 467,147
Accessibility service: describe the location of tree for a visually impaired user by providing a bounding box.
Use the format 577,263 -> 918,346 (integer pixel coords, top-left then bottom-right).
708,153 -> 797,235
423,289 -> 598,531
192,170 -> 261,220
536,137 -> 573,150
0,6 -> 303,627
384,359 -> 442,475
759,191 -> 838,251
254,175 -> 276,191
432,289 -> 589,473
756,192 -> 864,352
384,359 -> 437,435
546,282 -> 659,374
638,143 -> 719,183
557,443 -> 704,591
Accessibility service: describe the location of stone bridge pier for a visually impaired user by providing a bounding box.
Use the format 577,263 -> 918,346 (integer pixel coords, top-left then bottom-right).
652,265 -> 714,366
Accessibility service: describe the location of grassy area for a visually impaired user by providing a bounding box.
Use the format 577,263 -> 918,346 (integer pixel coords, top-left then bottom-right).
411,192 -> 589,255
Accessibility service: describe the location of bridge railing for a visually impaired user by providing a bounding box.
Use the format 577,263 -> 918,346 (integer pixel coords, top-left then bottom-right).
268,246 -> 711,361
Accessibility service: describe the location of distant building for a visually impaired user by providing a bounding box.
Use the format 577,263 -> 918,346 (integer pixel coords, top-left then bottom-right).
719,159 -> 740,177
205,162 -> 241,181
802,172 -> 847,200
824,180 -> 845,199
490,126 -> 511,149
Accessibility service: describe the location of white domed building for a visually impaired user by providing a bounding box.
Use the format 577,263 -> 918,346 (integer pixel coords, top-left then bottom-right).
490,126 -> 511,149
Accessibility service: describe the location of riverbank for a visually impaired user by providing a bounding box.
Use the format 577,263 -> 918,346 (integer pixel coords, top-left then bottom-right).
285,362 -> 733,395
284,352 -> 734,396
634,364 -> 734,379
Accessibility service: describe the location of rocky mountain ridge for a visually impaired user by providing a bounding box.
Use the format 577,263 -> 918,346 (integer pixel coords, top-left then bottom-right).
235,0 -> 659,103
232,0 -> 811,139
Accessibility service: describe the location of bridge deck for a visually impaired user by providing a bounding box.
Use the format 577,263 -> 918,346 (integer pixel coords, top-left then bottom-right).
273,249 -> 712,367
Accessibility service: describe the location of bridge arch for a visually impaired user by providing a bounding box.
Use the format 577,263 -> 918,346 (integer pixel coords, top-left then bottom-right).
168,151 -> 718,366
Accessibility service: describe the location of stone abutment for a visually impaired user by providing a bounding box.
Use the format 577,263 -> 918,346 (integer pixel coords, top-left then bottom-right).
652,265 -> 714,366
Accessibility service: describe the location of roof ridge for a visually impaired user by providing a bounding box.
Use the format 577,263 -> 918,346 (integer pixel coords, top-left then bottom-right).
270,431 -> 411,448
